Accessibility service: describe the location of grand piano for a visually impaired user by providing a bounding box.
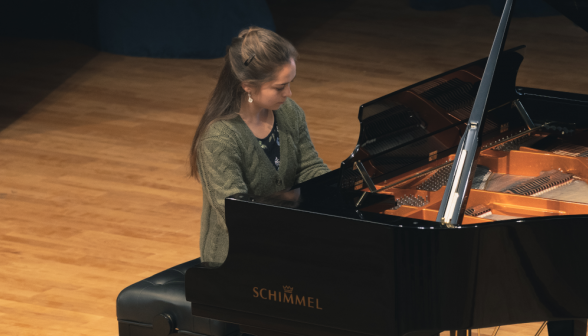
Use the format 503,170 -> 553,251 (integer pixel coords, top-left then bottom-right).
185,1 -> 588,335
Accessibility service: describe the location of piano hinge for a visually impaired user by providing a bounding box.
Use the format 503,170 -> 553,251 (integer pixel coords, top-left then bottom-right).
440,217 -> 456,228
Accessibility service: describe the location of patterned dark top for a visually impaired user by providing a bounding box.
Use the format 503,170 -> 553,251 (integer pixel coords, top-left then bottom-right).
257,113 -> 280,170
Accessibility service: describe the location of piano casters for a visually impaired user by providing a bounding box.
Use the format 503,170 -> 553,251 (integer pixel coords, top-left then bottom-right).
152,313 -> 176,336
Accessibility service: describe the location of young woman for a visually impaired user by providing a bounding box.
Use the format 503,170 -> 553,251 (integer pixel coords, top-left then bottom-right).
190,27 -> 330,265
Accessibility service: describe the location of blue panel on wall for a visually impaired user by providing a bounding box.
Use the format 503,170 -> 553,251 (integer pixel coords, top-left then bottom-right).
97,0 -> 275,59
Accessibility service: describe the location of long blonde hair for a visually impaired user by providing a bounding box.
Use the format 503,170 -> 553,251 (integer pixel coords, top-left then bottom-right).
189,26 -> 298,180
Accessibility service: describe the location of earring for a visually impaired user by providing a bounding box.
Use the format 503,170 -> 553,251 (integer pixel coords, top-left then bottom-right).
248,92 -> 253,103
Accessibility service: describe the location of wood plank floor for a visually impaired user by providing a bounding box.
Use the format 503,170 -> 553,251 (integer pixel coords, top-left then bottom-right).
1,0 -> 587,335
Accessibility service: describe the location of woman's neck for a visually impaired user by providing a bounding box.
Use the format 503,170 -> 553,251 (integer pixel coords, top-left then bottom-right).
239,96 -> 274,139
239,97 -> 270,125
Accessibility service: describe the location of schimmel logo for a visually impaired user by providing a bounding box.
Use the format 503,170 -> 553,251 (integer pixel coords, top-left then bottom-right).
253,285 -> 323,310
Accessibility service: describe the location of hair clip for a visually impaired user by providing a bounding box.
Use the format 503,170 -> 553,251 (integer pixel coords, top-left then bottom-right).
244,54 -> 256,66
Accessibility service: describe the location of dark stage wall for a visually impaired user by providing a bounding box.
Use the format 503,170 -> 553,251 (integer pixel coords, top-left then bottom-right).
0,0 -> 275,59
0,0 -> 561,60
409,0 -> 558,16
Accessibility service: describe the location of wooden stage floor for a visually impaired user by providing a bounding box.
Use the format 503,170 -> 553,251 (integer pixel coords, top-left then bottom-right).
0,0 -> 587,335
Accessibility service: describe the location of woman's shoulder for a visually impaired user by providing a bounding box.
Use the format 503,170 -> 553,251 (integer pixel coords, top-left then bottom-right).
202,116 -> 247,142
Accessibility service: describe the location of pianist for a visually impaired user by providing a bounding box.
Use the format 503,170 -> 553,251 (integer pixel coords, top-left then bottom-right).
189,27 -> 330,265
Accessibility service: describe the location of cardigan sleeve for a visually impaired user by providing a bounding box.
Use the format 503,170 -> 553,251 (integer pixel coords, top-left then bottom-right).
291,101 -> 331,184
197,132 -> 248,225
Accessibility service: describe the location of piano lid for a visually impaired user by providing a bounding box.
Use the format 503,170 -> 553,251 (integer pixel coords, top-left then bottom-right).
340,0 -> 588,223
340,46 -> 526,192
436,0 -> 588,225
543,0 -> 588,33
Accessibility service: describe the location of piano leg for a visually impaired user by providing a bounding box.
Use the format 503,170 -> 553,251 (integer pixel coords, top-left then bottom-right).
546,319 -> 587,336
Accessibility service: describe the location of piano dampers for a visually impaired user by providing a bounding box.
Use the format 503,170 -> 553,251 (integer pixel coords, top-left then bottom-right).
416,165 -> 452,191
465,205 -> 492,217
491,134 -> 531,152
416,165 -> 491,192
503,170 -> 573,196
549,143 -> 588,157
391,194 -> 429,209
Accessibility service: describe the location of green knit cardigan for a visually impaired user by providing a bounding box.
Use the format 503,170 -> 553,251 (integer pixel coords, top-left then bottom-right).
197,98 -> 330,264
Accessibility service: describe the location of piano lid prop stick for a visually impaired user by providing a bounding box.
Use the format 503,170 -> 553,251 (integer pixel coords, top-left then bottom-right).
436,0 -> 516,226
442,149 -> 468,223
